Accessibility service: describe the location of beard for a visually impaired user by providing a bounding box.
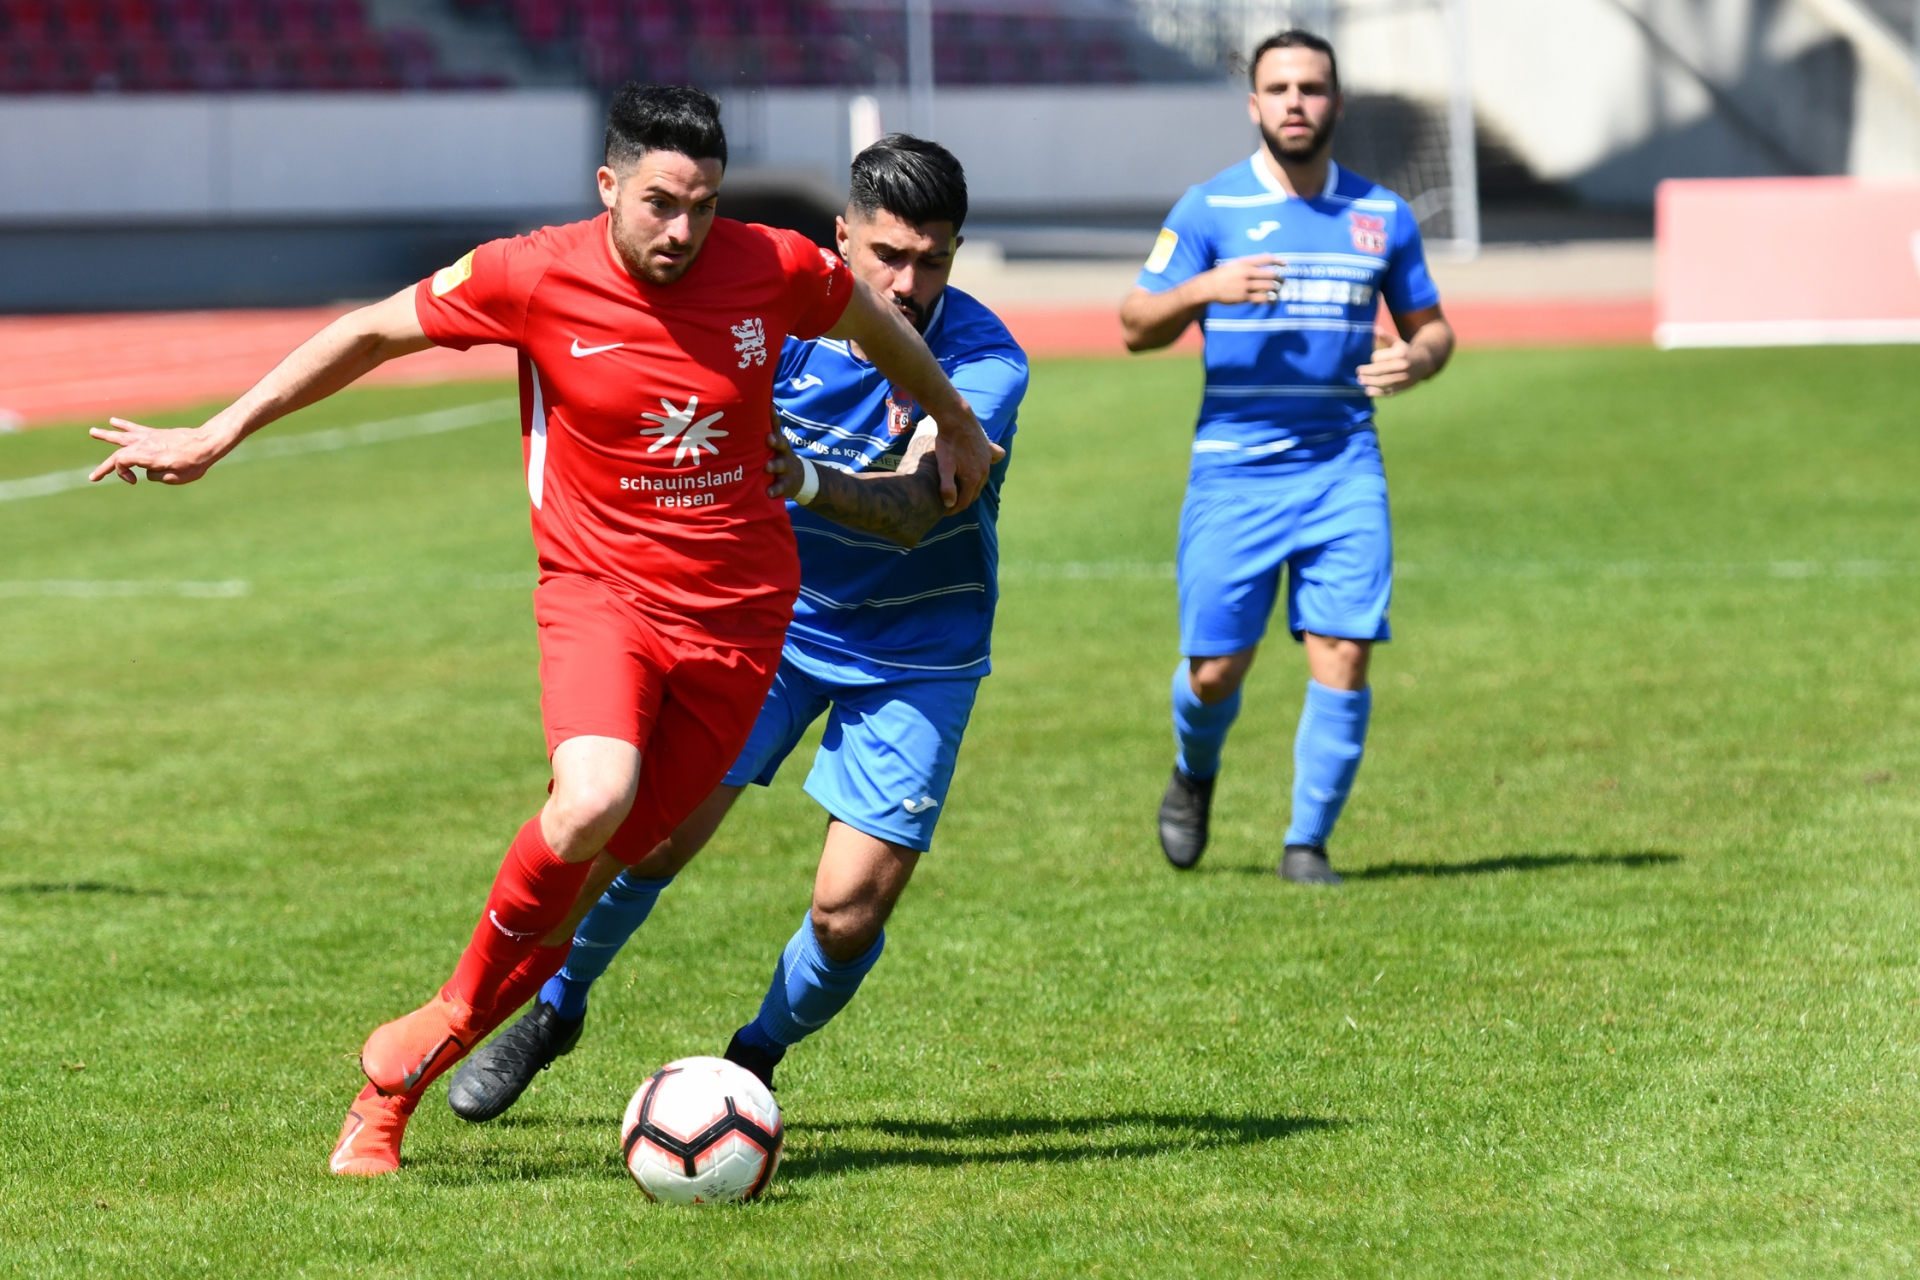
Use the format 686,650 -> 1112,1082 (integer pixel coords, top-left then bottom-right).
608,204 -> 692,286
1261,110 -> 1338,166
891,291 -> 930,332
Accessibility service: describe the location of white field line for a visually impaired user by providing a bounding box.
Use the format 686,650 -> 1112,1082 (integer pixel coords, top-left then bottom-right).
4,559 -> 1911,603
0,579 -> 249,598
0,398 -> 517,505
1003,560 -> 1920,582
1000,561 -> 1176,580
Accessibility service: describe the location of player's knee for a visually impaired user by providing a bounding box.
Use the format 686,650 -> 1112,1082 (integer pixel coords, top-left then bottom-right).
809,902 -> 883,963
1190,657 -> 1250,704
544,779 -> 635,859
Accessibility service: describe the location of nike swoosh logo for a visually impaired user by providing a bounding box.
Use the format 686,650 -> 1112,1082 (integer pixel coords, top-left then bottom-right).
571,338 -> 624,358
790,374 -> 823,390
488,909 -> 541,941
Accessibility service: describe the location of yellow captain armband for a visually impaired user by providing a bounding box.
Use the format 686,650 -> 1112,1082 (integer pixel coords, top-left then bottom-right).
431,251 -> 474,297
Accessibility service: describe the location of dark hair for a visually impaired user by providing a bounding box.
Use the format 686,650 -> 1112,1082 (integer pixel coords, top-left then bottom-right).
849,134 -> 968,233
1248,28 -> 1340,94
605,83 -> 727,171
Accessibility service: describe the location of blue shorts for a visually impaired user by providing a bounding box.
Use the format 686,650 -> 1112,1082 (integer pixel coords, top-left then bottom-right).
722,656 -> 980,852
1178,433 -> 1392,656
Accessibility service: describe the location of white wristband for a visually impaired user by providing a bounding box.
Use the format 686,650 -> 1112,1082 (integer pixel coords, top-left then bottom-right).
793,455 -> 820,506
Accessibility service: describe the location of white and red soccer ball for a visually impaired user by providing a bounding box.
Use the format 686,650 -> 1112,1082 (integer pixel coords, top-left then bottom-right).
621,1056 -> 782,1204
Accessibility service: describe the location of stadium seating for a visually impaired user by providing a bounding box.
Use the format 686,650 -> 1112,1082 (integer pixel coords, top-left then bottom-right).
0,0 -> 496,92
0,0 -> 1157,94
469,0 -> 1144,89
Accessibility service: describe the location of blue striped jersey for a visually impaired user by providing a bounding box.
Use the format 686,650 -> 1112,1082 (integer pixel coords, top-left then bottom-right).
1137,154 -> 1439,479
775,286 -> 1028,683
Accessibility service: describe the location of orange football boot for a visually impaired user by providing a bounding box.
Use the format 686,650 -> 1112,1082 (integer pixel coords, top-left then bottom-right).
330,1083 -> 418,1176
359,990 -> 480,1097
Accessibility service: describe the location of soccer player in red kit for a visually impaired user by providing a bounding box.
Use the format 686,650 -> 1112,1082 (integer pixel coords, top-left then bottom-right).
87,85 -> 999,1177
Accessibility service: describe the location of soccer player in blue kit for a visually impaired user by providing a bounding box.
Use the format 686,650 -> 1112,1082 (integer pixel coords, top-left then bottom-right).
1121,30 -> 1455,885
443,134 -> 1028,1112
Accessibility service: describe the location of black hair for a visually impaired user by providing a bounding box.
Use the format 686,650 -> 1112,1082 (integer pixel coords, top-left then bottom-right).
1248,28 -> 1340,95
605,83 -> 727,171
848,134 -> 968,233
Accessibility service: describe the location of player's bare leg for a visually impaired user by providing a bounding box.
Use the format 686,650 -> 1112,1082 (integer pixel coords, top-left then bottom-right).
808,821 -> 920,961
445,784 -> 744,1122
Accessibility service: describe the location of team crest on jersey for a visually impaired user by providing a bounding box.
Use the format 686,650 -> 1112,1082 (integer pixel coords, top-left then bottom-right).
885,391 -> 917,437
1349,213 -> 1388,254
731,317 -> 768,369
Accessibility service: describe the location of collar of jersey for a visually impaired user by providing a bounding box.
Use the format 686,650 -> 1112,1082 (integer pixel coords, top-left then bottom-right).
1249,152 -> 1341,203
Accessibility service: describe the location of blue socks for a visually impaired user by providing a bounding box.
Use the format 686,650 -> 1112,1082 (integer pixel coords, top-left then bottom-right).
738,915 -> 885,1054
1170,661 -> 1241,779
1284,680 -> 1372,848
538,869 -> 675,1021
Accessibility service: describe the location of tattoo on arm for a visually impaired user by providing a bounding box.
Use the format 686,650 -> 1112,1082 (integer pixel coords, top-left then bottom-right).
808,451 -> 948,549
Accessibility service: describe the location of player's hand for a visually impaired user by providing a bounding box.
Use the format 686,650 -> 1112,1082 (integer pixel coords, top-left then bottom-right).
87,418 -> 229,485
1357,329 -> 1430,398
929,402 -> 1003,512
1199,254 -> 1285,306
763,430 -> 805,500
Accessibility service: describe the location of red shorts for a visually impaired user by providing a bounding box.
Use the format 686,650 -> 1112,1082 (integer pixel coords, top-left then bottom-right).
535,574 -> 780,864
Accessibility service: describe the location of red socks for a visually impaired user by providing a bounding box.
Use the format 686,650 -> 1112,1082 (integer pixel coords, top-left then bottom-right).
488,944 -> 572,1028
446,818 -> 593,1019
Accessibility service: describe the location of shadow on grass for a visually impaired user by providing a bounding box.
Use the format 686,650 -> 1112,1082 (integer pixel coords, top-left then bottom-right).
782,1112 -> 1341,1179
0,881 -> 199,898
406,1111 -> 1339,1186
1348,851 -> 1680,880
1208,851 -> 1680,879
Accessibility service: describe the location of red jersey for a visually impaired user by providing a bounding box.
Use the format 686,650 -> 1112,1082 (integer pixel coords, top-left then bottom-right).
415,214 -> 853,647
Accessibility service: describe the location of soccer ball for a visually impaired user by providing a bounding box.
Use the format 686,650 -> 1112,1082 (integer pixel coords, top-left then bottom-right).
620,1056 -> 783,1204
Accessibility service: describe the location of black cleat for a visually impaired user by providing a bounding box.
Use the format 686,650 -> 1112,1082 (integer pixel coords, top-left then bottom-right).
1279,844 -> 1343,886
445,1001 -> 584,1123
722,1029 -> 784,1093
1157,766 -> 1215,870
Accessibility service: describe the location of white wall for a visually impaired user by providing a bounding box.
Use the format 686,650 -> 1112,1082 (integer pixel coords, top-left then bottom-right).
725,84 -> 1257,216
1448,0 -> 1920,197
0,91 -> 599,223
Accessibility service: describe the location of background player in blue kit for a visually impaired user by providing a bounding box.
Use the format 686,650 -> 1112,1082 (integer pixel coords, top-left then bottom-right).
1120,29 -> 1456,885
444,135 -> 1028,1112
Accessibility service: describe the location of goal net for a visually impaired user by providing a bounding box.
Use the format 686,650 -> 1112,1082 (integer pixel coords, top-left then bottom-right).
1130,0 -> 1480,259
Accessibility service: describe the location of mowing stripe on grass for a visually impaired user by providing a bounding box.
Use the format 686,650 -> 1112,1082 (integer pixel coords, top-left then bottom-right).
0,397 -> 518,504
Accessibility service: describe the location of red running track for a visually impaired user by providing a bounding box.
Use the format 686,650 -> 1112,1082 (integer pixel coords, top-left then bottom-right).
0,298 -> 1653,430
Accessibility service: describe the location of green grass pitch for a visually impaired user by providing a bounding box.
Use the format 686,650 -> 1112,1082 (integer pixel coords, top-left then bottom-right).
2,345 -> 1918,1276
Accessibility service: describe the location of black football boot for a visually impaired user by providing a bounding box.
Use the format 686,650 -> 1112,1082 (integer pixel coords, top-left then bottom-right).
1278,844 -> 1343,886
1157,766 -> 1216,870
722,1028 -> 785,1093
445,1001 -> 584,1123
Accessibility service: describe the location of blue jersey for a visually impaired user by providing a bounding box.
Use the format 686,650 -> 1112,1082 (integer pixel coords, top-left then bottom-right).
1137,155 -> 1439,481
774,286 -> 1029,683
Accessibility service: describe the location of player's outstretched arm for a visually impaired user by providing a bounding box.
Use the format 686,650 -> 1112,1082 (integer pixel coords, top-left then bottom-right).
823,277 -> 1001,512
763,431 -> 946,549
1120,254 -> 1285,352
1356,306 -> 1454,398
88,288 -> 434,486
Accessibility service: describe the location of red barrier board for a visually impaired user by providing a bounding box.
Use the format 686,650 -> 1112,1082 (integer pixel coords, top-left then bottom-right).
1656,176 -> 1920,348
